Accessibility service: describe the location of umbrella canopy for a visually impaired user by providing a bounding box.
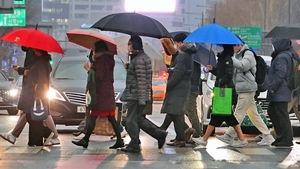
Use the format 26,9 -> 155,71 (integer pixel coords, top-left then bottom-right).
1,28 -> 64,54
184,23 -> 243,45
114,36 -> 167,71
170,31 -> 216,66
194,44 -> 216,66
265,23 -> 300,39
91,12 -> 172,39
66,28 -> 117,54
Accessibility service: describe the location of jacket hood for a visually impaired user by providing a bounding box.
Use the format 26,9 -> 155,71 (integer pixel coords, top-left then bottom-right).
160,38 -> 177,55
180,42 -> 197,54
271,38 -> 292,58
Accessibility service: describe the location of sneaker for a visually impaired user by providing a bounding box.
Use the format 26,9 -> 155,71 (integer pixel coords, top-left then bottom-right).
191,137 -> 207,146
73,133 -> 85,140
44,138 -> 60,146
216,134 -> 233,145
43,132 -> 54,146
0,132 -> 16,144
232,139 -> 248,148
255,134 -> 263,142
257,134 -> 275,145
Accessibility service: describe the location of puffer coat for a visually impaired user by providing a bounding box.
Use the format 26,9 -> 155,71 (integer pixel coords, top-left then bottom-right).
121,50 -> 152,105
232,44 -> 257,93
92,53 -> 116,112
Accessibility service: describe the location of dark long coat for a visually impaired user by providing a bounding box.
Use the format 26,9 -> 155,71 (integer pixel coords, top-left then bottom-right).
17,54 -> 52,113
17,48 -> 37,86
91,53 -> 116,112
161,44 -> 196,115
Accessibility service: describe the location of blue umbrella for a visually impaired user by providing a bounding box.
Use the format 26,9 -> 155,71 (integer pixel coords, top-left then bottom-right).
170,31 -> 216,66
183,23 -> 243,45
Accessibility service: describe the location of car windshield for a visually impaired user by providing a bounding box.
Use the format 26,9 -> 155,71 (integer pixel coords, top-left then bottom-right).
152,79 -> 166,86
53,60 -> 126,80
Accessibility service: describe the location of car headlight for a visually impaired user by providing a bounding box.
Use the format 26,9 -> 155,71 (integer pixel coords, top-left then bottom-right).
47,87 -> 66,101
8,89 -> 18,97
206,89 -> 214,99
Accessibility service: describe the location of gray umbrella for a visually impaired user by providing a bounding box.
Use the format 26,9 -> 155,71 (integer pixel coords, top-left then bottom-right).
265,23 -> 300,39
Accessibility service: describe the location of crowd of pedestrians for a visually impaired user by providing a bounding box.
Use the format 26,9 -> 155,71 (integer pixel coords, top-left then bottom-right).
1,32 -> 299,151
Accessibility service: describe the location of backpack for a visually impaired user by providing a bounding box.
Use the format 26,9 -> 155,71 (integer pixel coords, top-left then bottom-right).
284,51 -> 300,91
242,49 -> 268,92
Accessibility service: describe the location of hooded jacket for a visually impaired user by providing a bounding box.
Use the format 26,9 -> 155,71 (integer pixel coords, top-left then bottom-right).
232,44 -> 257,93
161,43 -> 197,115
266,38 -> 293,102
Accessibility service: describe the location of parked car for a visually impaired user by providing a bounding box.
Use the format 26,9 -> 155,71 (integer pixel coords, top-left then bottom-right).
199,55 -> 272,133
0,70 -> 18,115
47,49 -> 127,125
152,78 -> 167,101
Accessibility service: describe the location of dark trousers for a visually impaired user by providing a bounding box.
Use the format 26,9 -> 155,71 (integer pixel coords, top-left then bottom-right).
26,113 -> 51,146
126,101 -> 164,149
167,113 -> 185,141
84,114 -> 122,142
160,114 -> 189,139
268,101 -> 293,144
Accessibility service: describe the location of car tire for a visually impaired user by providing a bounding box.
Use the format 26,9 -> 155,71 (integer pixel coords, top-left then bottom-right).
7,108 -> 18,115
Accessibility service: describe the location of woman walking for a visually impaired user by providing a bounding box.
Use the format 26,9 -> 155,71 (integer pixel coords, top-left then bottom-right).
192,44 -> 248,147
17,48 -> 55,146
72,41 -> 124,149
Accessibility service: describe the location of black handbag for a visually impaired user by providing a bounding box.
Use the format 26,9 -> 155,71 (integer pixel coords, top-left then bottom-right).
31,99 -> 48,121
86,69 -> 98,109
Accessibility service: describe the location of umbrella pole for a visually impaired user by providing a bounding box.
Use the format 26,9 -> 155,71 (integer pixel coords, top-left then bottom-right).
208,44 -> 213,65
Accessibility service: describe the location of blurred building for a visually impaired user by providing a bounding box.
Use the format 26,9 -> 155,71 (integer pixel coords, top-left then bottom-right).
39,0 -> 218,42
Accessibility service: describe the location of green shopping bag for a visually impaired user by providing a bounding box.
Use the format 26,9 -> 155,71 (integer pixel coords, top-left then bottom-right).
212,87 -> 232,115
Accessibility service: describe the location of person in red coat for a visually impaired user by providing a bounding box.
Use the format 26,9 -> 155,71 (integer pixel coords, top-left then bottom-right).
72,41 -> 124,149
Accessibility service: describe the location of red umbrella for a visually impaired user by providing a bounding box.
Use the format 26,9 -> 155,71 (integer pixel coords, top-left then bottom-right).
1,28 -> 64,54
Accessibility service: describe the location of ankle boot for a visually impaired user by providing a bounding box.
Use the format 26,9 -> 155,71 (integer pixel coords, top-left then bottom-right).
109,139 -> 124,149
72,138 -> 88,148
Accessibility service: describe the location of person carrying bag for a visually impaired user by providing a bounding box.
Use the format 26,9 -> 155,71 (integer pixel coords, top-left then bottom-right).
17,48 -> 53,146
192,44 -> 247,147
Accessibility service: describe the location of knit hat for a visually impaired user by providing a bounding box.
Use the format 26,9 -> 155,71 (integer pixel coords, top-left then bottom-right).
129,35 -> 143,50
173,33 -> 187,43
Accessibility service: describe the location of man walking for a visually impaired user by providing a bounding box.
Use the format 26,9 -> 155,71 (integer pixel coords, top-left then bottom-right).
161,33 -> 197,147
267,38 -> 295,147
120,35 -> 168,153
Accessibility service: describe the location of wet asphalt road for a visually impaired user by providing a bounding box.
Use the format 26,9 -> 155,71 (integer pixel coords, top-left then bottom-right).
0,102 -> 300,169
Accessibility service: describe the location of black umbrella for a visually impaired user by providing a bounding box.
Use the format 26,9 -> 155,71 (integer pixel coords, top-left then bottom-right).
91,12 -> 172,39
170,31 -> 216,66
265,23 -> 300,39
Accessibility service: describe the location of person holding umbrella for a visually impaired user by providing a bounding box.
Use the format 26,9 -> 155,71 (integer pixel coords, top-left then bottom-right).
72,41 -> 124,149
193,45 -> 248,147
16,48 -> 53,146
0,47 -> 60,146
120,35 -> 168,153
